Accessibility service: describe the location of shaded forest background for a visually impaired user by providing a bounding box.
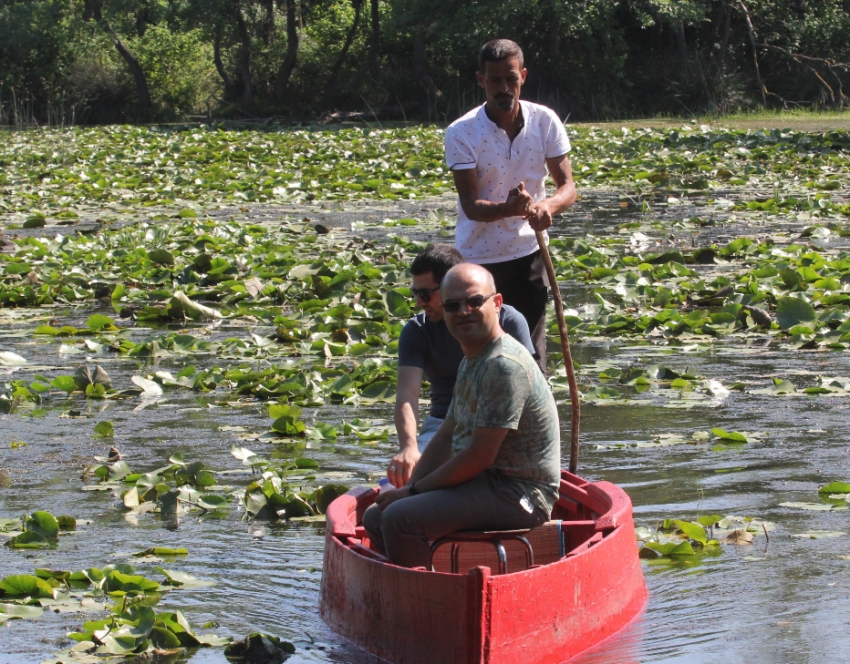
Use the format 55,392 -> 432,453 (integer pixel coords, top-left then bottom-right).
3,0 -> 850,126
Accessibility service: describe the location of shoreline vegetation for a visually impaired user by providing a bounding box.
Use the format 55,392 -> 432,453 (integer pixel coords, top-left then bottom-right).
3,109 -> 850,135
3,1 -> 850,126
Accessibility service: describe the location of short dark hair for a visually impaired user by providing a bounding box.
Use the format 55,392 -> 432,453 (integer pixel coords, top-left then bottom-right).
479,39 -> 524,72
410,243 -> 463,284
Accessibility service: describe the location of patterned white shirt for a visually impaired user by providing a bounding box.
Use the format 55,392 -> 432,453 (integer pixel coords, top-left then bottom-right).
444,100 -> 571,264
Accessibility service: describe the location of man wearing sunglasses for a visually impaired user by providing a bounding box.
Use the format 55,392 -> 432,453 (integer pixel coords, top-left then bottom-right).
444,39 -> 576,373
364,263 -> 560,568
388,243 -> 535,488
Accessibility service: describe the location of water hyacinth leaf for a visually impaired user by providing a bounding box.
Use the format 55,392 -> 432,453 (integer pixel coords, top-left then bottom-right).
6,531 -> 51,549
342,419 -> 390,440
122,487 -> 140,509
674,520 -> 708,544
751,378 -> 797,396
0,603 -> 43,622
270,404 -> 306,436
295,458 -> 319,469
57,516 -> 76,531
696,514 -> 724,528
643,541 -> 696,557
0,351 -> 27,366
583,386 -> 621,401
157,568 -> 216,588
230,446 -> 265,467
710,428 -> 748,443
305,422 -> 338,440
196,494 -> 230,511
51,376 -> 77,394
776,297 -> 816,330
726,529 -> 755,545
385,290 -> 411,317
168,290 -> 223,320
103,570 -> 161,594
131,376 -> 164,396
0,574 -> 55,596
243,484 -> 271,518
147,249 -> 175,265
329,374 -> 354,396
27,511 -> 60,539
780,502 -> 839,511
93,421 -> 114,437
85,314 -> 117,332
224,632 -> 295,661
133,547 -> 188,557
360,380 -> 395,402
74,365 -> 112,391
819,482 -> 850,494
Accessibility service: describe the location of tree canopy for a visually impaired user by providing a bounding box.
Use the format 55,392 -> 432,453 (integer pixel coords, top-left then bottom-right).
2,0 -> 850,125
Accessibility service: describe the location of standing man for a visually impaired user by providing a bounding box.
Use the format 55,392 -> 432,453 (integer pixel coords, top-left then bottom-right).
388,243 -> 534,488
444,39 -> 577,373
364,264 -> 560,569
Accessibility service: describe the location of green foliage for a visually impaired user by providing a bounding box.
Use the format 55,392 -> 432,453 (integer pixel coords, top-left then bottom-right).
131,26 -> 218,119
5,0 -> 850,123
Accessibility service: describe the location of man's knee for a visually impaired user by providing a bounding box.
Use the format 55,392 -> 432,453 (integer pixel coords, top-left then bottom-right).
362,503 -> 382,536
380,499 -> 414,535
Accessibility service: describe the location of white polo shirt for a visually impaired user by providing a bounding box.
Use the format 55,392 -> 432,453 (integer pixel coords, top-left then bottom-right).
444,100 -> 571,264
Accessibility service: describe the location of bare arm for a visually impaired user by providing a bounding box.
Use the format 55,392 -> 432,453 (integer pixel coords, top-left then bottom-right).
408,418 -> 455,483
375,424 -> 508,510
527,154 -> 576,231
453,168 -> 533,222
412,426 -> 507,492
388,366 -> 424,487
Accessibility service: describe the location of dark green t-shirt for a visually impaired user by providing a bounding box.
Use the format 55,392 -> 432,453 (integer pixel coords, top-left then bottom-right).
446,334 -> 561,514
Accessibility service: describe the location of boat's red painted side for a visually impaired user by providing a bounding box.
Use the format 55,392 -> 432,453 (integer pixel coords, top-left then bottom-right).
320,472 -> 647,664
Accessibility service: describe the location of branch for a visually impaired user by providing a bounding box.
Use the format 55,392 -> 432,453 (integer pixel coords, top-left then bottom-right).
735,0 -> 766,105
759,42 -> 850,105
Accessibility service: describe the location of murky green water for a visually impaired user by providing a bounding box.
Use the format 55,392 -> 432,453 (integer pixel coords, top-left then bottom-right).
2,190 -> 850,663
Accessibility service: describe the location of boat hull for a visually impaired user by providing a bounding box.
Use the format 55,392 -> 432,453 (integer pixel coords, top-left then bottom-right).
320,471 -> 647,664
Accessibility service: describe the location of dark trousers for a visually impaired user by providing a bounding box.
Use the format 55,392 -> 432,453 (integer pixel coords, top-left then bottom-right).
482,251 -> 548,374
362,471 -> 547,568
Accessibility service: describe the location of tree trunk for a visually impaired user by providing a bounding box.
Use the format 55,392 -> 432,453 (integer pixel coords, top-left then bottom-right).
675,19 -> 689,73
542,0 -> 560,102
413,26 -> 427,85
213,22 -> 233,97
737,0 -> 767,105
274,0 -> 299,100
84,1 -> 152,113
234,1 -> 254,109
326,0 -> 364,95
717,0 -> 732,72
369,0 -> 380,78
260,0 -> 275,44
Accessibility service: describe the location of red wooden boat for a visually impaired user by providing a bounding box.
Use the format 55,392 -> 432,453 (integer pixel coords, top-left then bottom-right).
320,469 -> 647,664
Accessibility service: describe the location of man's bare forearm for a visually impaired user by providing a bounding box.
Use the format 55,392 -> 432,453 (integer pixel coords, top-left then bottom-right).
539,181 -> 576,216
459,197 -> 526,223
393,399 -> 420,452
411,426 -> 508,492
409,421 -> 453,483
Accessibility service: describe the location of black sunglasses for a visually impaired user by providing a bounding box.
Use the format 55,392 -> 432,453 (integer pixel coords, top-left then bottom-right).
441,293 -> 496,314
411,285 -> 440,302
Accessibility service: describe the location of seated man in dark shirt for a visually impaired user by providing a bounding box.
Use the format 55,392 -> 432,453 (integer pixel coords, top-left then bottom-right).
388,243 -> 535,488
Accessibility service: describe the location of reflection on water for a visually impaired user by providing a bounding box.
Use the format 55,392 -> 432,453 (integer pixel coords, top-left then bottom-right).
2,192 -> 850,663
